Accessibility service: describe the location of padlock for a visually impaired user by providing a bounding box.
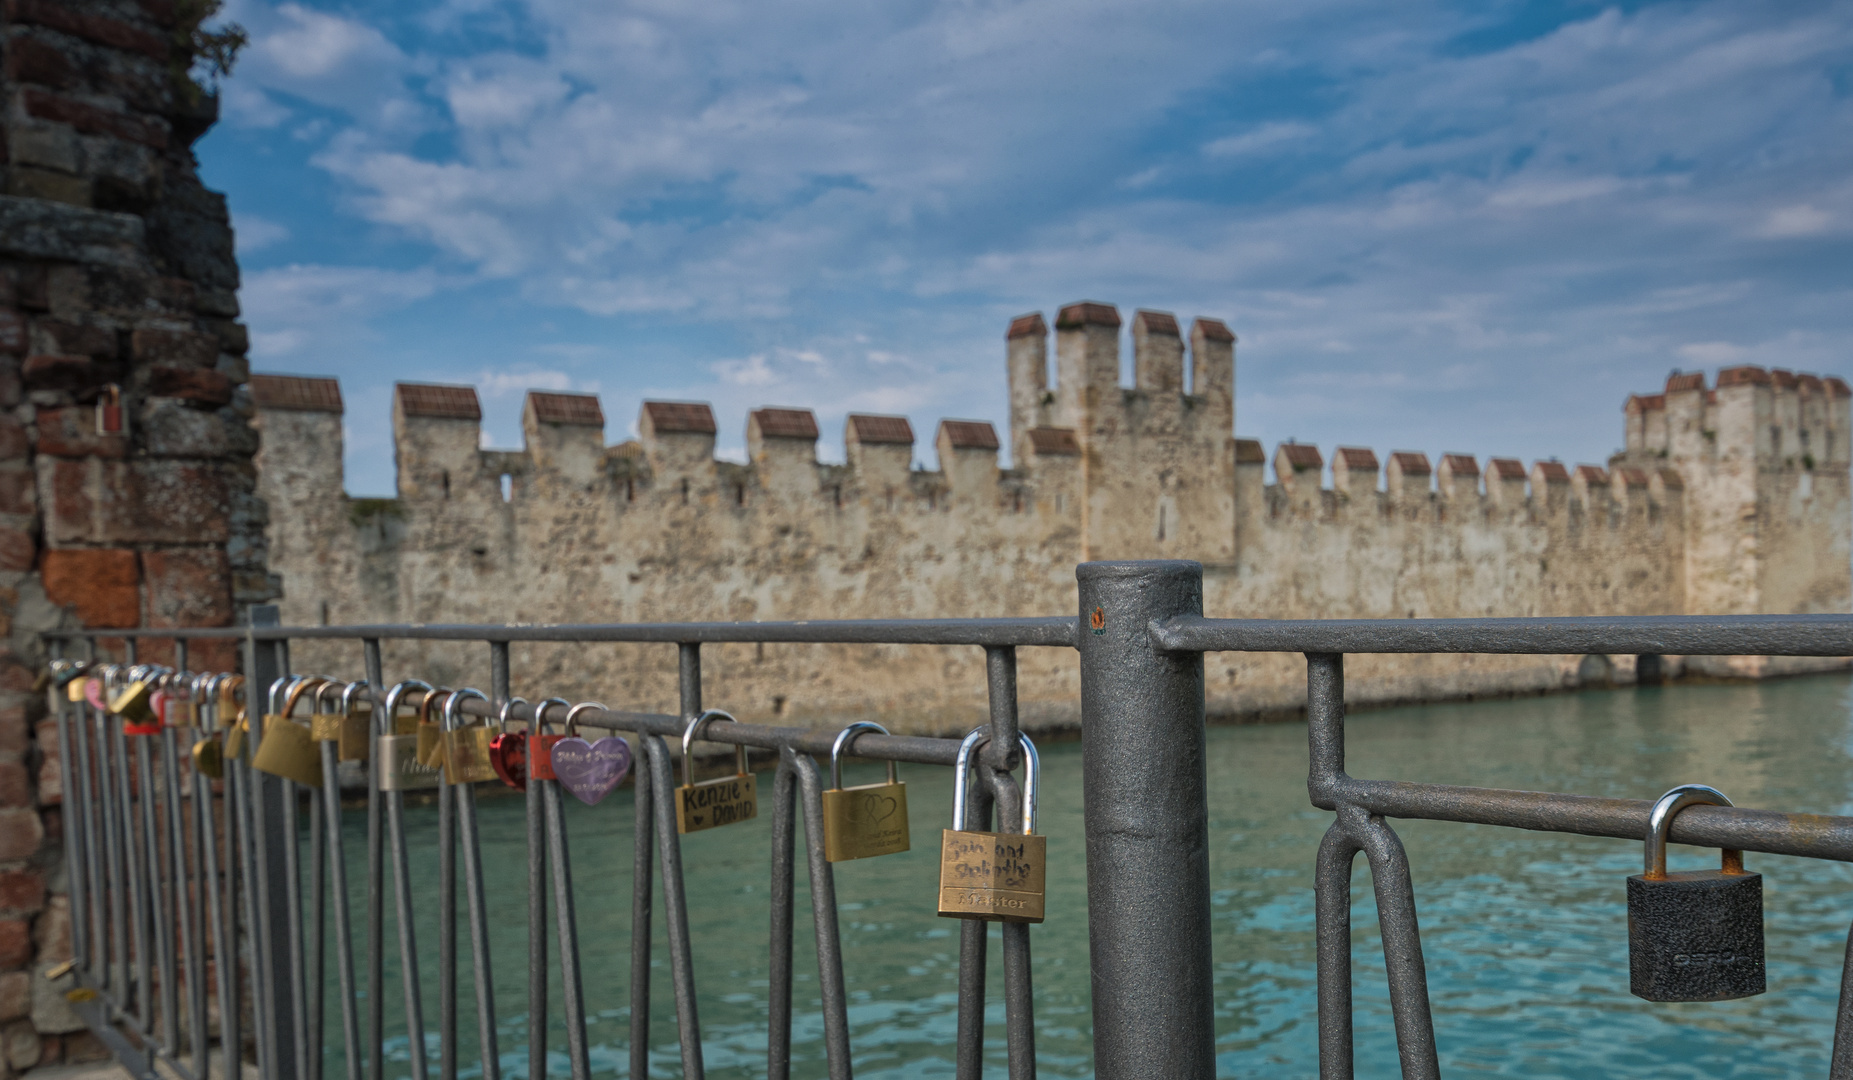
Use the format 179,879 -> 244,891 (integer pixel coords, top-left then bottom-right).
95,383 -> 125,436
489,697 -> 529,790
337,681 -> 372,763
223,709 -> 250,761
191,673 -> 229,779
675,709 -> 757,834
309,681 -> 345,742
440,689 -> 497,785
821,721 -> 910,862
49,660 -> 88,691
525,697 -> 571,781
377,680 -> 440,792
110,677 -> 157,728
549,702 -> 631,806
938,727 -> 1045,924
416,690 -> 450,770
253,676 -> 325,787
1627,783 -> 1765,1002
161,676 -> 195,728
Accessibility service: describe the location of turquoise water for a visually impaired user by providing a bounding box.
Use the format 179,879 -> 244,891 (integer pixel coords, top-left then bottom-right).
319,674 -> 1853,1077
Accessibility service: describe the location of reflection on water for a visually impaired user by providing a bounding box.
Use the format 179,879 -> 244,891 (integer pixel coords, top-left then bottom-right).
321,674 -> 1853,1077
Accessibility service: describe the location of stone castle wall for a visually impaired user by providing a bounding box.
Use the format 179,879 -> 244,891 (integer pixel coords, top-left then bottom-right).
254,304 -> 1853,734
0,0 -> 266,1067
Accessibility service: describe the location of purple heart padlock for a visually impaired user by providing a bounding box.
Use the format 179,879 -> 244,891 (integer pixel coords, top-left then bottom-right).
550,736 -> 633,806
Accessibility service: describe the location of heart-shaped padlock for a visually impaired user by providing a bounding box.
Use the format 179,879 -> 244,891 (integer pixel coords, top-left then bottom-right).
489,696 -> 529,790
549,702 -> 631,806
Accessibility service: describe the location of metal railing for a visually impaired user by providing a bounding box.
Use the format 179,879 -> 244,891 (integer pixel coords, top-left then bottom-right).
37,558 -> 1853,1080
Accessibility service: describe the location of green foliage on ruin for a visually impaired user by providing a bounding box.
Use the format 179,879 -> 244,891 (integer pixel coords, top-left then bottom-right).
172,0 -> 248,104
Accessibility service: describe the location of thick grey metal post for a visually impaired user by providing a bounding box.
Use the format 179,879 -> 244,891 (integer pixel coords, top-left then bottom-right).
1075,560 -> 1212,1080
245,604 -> 299,1080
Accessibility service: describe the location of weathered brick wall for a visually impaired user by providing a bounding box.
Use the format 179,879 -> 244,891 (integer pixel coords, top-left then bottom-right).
0,0 -> 263,1067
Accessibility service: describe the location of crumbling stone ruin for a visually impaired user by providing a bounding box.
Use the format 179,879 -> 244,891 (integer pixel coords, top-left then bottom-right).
254,306 -> 1852,733
0,0 -> 264,1066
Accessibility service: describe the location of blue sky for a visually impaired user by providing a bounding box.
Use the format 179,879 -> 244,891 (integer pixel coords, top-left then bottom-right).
201,0 -> 1853,497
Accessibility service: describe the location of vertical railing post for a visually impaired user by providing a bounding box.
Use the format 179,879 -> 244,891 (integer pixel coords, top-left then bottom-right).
1075,560 -> 1213,1080
245,604 -> 299,1080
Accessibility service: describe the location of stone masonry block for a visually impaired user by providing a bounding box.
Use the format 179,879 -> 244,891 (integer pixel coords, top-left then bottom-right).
33,896 -> 69,963
5,1016 -> 39,1070
5,34 -> 78,90
0,310 -> 22,353
0,871 -> 44,917
131,327 -> 216,366
0,971 -> 28,1022
0,921 -> 28,970
41,547 -> 138,627
33,318 -> 117,359
35,751 -> 59,806
0,528 -> 33,574
0,418 -> 26,460
43,458 -> 230,545
142,547 -> 231,627
21,90 -> 167,150
0,467 -> 35,516
0,809 -> 40,863
31,962 -> 82,1033
8,0 -> 171,60
0,708 -> 26,758
19,353 -> 97,392
0,763 -> 27,810
35,406 -> 127,459
146,364 -> 233,405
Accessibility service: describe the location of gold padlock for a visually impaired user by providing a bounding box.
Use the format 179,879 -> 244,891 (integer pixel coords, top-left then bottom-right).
675,709 -> 758,834
938,728 -> 1045,924
441,688 -> 497,785
252,676 -> 325,787
338,681 -> 373,763
161,675 -> 196,728
224,710 -> 249,760
109,678 -> 155,723
309,680 -> 344,742
821,721 -> 910,862
416,689 -> 450,770
192,735 -> 224,779
377,680 -> 440,791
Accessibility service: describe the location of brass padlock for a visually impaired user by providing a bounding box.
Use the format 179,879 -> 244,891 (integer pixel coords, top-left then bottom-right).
821,721 -> 910,862
416,689 -> 450,770
938,728 -> 1045,924
338,681 -> 372,763
309,681 -> 345,742
223,710 -> 250,760
1627,784 -> 1765,1001
161,675 -> 195,728
253,676 -> 325,787
441,689 -> 497,785
675,709 -> 757,834
377,680 -> 441,791
110,677 -> 156,727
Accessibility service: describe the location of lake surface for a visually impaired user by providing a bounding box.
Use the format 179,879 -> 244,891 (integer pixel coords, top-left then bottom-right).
322,673 -> 1853,1077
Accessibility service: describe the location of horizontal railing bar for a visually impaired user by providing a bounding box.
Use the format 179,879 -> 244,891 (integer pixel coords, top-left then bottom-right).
42,616 -> 1079,648
1340,779 -> 1853,861
1154,613 -> 1853,656
399,692 -> 968,767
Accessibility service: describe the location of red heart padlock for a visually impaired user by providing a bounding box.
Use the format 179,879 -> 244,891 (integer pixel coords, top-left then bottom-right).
491,697 -> 534,790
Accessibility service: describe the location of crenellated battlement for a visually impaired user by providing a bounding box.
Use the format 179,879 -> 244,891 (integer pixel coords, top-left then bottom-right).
252,302 -> 1853,731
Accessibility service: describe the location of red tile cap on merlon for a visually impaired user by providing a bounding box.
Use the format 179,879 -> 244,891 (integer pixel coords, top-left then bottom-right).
1234,438 -> 1265,464
1625,393 -> 1666,414
753,408 -> 820,440
1134,310 -> 1180,336
642,401 -> 717,435
1192,318 -> 1235,344
1489,457 -> 1526,480
1575,465 -> 1609,485
1390,451 -> 1430,475
1336,447 -> 1378,470
1441,453 -> 1479,476
848,414 -> 914,445
1665,372 -> 1706,393
1007,313 -> 1047,340
1278,443 -> 1322,470
528,391 -> 603,427
397,382 -> 481,420
250,373 -> 342,413
1828,377 -> 1852,399
1533,461 -> 1571,483
1028,427 -> 1080,456
1717,365 -> 1771,388
940,419 -> 1000,450
1055,302 -> 1121,330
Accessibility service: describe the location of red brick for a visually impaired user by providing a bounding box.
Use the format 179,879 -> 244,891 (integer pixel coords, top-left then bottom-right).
7,1 -> 169,61
41,548 -> 139,628
130,328 -> 216,366
34,406 -> 127,459
36,1033 -> 60,1067
0,468 -> 33,516
0,972 -> 25,1021
0,810 -> 41,862
0,418 -> 25,461
142,547 -> 232,628
0,921 -> 27,970
0,710 -> 25,759
0,311 -> 22,354
21,89 -> 166,150
147,365 -> 232,405
0,874 -> 40,919
45,459 -> 230,546
0,764 -> 26,811
5,33 -> 77,89
19,353 -> 96,392
0,529 -> 32,574
34,319 -> 115,359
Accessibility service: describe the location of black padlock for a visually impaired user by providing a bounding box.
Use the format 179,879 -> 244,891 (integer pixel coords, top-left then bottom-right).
1626,783 -> 1765,1002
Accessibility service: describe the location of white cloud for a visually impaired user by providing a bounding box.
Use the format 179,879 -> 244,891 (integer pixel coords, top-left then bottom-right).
233,214 -> 289,254
1202,122 -> 1318,159
1757,204 -> 1834,238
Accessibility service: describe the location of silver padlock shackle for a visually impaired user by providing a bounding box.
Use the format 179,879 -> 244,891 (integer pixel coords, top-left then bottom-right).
442,688 -> 488,733
532,697 -> 572,735
950,727 -> 1039,836
1643,783 -> 1740,879
682,708 -> 746,788
563,701 -> 607,739
316,679 -> 346,713
339,680 -> 371,715
380,679 -> 434,737
498,697 -> 528,732
830,721 -> 897,790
